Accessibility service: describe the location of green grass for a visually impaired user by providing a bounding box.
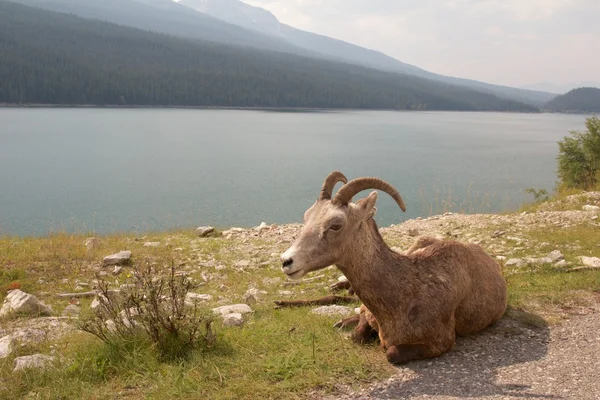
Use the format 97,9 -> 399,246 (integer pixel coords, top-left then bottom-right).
1,200 -> 599,398
0,231 -> 392,399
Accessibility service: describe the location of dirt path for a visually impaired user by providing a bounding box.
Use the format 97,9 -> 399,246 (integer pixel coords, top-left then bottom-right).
325,307 -> 600,400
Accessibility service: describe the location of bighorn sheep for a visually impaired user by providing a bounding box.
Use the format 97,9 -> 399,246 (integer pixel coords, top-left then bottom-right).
279,171 -> 507,364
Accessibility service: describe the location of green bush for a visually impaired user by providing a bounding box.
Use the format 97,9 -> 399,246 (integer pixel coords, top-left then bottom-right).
557,116 -> 600,190
80,261 -> 215,361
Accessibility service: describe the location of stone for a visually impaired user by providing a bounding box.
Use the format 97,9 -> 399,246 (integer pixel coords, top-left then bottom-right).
222,313 -> 244,327
0,336 -> 14,359
242,293 -> 256,306
311,305 -> 355,317
278,290 -> 293,296
505,258 -> 524,267
235,260 -> 251,269
197,226 -> 215,237
256,222 -> 268,233
554,260 -> 569,268
103,251 -> 132,266
496,256 -> 507,261
13,354 -> 55,372
143,242 -> 161,247
592,216 -> 599,221
185,293 -> 213,304
548,250 -> 564,262
582,205 -> 600,212
61,304 -> 81,317
492,230 -> 506,238
0,290 -> 52,318
407,228 -> 419,237
113,266 -> 123,275
212,304 -> 253,316
526,257 -> 553,265
85,237 -> 99,251
338,275 -> 348,283
579,256 -> 600,268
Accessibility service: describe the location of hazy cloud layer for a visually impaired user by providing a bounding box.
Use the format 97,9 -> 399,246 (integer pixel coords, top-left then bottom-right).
246,0 -> 599,87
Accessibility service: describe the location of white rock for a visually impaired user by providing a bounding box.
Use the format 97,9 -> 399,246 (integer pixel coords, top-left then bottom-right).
582,205 -> 600,212
255,222 -> 268,233
526,257 -> 553,265
62,305 -> 81,317
212,304 -> 253,316
311,305 -> 354,317
85,237 -> 99,251
505,258 -> 524,267
197,226 -> 215,237
113,266 -> 123,275
548,250 -> 564,262
0,290 -> 52,318
235,260 -> 251,269
13,354 -> 55,372
11,329 -> 46,346
277,290 -> 293,296
143,242 -> 161,247
185,293 -> 213,304
579,256 -> 600,268
222,313 -> 244,327
103,251 -> 132,266
338,275 -> 348,283
554,260 -> 569,268
0,336 -> 14,359
496,256 -> 507,261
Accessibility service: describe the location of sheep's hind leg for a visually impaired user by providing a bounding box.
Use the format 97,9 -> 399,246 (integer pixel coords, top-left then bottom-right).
350,311 -> 379,344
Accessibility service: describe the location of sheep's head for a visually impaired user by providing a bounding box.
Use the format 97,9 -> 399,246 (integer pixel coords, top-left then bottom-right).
280,171 -> 406,280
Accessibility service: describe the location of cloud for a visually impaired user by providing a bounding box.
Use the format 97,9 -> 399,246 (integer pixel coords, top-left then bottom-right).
244,0 -> 599,86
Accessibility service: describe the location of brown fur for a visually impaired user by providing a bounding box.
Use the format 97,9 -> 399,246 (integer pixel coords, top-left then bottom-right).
280,188 -> 507,365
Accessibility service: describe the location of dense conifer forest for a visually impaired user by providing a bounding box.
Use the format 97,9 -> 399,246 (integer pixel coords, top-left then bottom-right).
0,1 -> 539,111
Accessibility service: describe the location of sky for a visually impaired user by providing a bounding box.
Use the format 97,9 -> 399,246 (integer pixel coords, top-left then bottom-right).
244,0 -> 599,88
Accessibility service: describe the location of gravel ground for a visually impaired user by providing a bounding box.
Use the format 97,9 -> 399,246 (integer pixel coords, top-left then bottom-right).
321,305 -> 600,400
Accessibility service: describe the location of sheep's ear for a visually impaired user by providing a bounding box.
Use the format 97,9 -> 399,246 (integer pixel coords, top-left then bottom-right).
356,191 -> 378,219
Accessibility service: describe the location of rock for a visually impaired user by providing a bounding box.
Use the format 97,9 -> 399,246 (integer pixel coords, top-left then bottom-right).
222,313 -> 244,327
255,222 -> 268,233
311,305 -> 355,317
90,290 -> 124,315
492,230 -> 506,238
548,250 -> 564,262
242,288 -> 266,306
554,260 -> 569,268
113,266 -> 123,275
85,237 -> 99,251
212,304 -> 253,316
592,216 -> 599,221
278,290 -> 293,296
496,256 -> 507,261
197,226 -> 215,237
143,242 -> 160,247
103,251 -> 132,266
61,305 -> 81,317
579,256 -> 600,268
338,275 -> 348,283
407,229 -> 419,237
0,290 -> 52,318
582,205 -> 600,212
0,336 -> 14,359
505,258 -> 524,268
13,354 -> 55,372
526,257 -> 553,265
11,328 -> 46,347
185,293 -> 213,304
235,260 -> 251,269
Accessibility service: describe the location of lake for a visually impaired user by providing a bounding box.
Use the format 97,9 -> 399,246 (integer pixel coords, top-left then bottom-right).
0,108 -> 587,237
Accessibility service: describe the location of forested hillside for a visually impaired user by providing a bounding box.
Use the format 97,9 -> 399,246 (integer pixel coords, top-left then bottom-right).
544,88 -> 600,113
0,1 -> 538,111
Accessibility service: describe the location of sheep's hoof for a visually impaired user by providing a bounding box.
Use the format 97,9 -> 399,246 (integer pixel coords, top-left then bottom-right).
385,344 -> 430,365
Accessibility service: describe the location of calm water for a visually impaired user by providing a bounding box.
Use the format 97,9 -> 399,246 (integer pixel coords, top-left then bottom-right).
0,108 -> 587,237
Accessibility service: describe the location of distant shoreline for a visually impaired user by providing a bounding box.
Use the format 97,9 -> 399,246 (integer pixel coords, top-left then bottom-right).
0,103 -> 546,113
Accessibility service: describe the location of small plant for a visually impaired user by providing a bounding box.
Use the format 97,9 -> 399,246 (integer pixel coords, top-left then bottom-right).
557,116 -> 600,190
80,260 -> 215,360
524,188 -> 549,203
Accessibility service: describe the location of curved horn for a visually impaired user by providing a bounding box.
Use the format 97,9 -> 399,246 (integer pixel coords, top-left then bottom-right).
333,177 -> 406,212
319,171 -> 348,200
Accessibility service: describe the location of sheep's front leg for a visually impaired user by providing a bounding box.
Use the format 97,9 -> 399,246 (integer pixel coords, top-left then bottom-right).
385,344 -> 436,364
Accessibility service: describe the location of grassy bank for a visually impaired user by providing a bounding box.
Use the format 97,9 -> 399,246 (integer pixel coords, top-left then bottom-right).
1,191 -> 599,399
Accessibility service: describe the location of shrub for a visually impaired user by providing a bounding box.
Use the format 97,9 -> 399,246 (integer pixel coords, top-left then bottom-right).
557,116 -> 600,190
80,260 -> 215,360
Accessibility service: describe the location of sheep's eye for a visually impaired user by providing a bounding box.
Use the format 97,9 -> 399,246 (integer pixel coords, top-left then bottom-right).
330,224 -> 342,231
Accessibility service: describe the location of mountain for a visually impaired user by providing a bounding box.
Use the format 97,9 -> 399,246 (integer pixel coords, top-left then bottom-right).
0,1 -> 538,112
12,0 -> 555,107
7,0 -> 310,55
521,81 -> 600,95
179,0 -> 556,107
544,88 -> 600,113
